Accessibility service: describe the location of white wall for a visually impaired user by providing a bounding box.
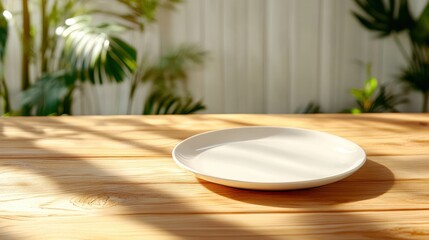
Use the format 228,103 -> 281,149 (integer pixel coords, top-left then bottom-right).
3,0 -> 425,115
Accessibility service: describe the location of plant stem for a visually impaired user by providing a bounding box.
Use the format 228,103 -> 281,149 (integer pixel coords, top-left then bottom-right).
423,91 -> 429,113
41,0 -> 49,73
62,85 -> 75,115
21,0 -> 31,91
0,75 -> 11,113
20,0 -> 32,115
127,78 -> 137,114
393,33 -> 410,62
127,37 -> 146,114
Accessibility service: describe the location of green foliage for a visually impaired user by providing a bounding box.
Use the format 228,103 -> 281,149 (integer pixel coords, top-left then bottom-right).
353,0 -> 429,112
400,50 -> 429,112
409,3 -> 429,45
91,0 -> 182,30
60,16 -> 136,84
350,77 -> 378,106
143,89 -> 205,115
0,2 -> 11,113
129,44 -> 206,114
295,102 -> 323,114
345,77 -> 407,113
401,52 -> 429,93
1,0 -> 205,116
142,44 -> 205,86
352,0 -> 414,37
0,3 -> 7,59
21,71 -> 76,116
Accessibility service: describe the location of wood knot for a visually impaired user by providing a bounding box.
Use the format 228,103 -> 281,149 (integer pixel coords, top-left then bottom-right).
71,194 -> 122,209
418,122 -> 428,126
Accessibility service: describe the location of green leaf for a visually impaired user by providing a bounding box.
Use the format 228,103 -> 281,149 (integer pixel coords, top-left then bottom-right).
141,44 -> 205,86
60,16 -> 136,84
351,89 -> 365,101
364,77 -> 378,97
410,2 -> 429,45
353,0 -> 415,37
400,53 -> 429,93
0,3 -> 11,113
143,88 -> 205,115
295,102 -> 323,114
351,108 -> 362,114
0,3 -> 8,60
21,71 -> 77,116
370,86 -> 408,112
90,0 -> 182,30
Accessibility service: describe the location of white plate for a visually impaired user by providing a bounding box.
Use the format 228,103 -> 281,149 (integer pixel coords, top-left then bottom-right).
172,127 -> 366,190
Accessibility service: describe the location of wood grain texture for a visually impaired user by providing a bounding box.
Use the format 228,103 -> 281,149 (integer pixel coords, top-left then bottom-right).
0,114 -> 428,239
1,211 -> 428,240
0,114 -> 428,157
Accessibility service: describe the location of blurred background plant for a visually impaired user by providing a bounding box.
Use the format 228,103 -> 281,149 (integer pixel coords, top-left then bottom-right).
0,2 -> 10,114
0,0 -> 206,116
298,63 -> 407,114
343,64 -> 408,113
295,102 -> 323,114
345,78 -> 407,113
353,0 -> 429,112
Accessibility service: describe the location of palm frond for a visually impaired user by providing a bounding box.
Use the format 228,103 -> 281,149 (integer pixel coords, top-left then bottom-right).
142,44 -> 206,86
295,102 -> 323,114
400,54 -> 429,93
59,16 -> 137,84
143,88 -> 205,115
0,3 -> 8,60
0,2 -> 11,113
352,0 -> 414,37
410,3 -> 429,45
370,86 -> 408,112
21,71 -> 76,116
90,0 -> 182,30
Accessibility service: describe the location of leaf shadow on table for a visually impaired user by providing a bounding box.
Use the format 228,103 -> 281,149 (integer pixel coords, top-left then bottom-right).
0,119 -> 281,239
312,114 -> 429,132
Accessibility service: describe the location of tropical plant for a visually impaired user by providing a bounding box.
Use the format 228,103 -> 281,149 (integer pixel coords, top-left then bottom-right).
295,102 -> 323,114
353,0 -> 429,112
344,76 -> 407,113
129,44 -> 206,114
0,0 -> 205,116
0,2 -> 10,113
143,88 -> 205,115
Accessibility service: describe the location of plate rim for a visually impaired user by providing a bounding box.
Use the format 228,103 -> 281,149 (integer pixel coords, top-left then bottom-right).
172,126 -> 366,185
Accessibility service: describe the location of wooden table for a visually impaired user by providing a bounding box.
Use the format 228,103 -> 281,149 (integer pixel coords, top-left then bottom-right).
0,114 -> 428,239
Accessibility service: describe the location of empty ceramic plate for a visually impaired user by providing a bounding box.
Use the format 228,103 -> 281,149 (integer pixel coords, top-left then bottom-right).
172,127 -> 366,190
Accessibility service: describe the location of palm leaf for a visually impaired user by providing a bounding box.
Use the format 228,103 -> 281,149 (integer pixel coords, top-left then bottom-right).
410,2 -> 429,45
0,3 -> 8,60
295,102 -> 322,114
400,55 -> 429,93
143,88 -> 205,115
90,0 -> 182,30
352,0 -> 414,37
370,86 -> 408,112
59,16 -> 137,84
0,2 -> 11,113
142,44 -> 206,86
21,71 -> 76,116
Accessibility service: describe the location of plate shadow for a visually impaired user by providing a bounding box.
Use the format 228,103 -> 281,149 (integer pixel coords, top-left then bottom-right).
198,159 -> 395,207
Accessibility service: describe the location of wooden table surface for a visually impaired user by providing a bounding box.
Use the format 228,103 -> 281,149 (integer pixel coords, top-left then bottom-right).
0,114 -> 428,239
